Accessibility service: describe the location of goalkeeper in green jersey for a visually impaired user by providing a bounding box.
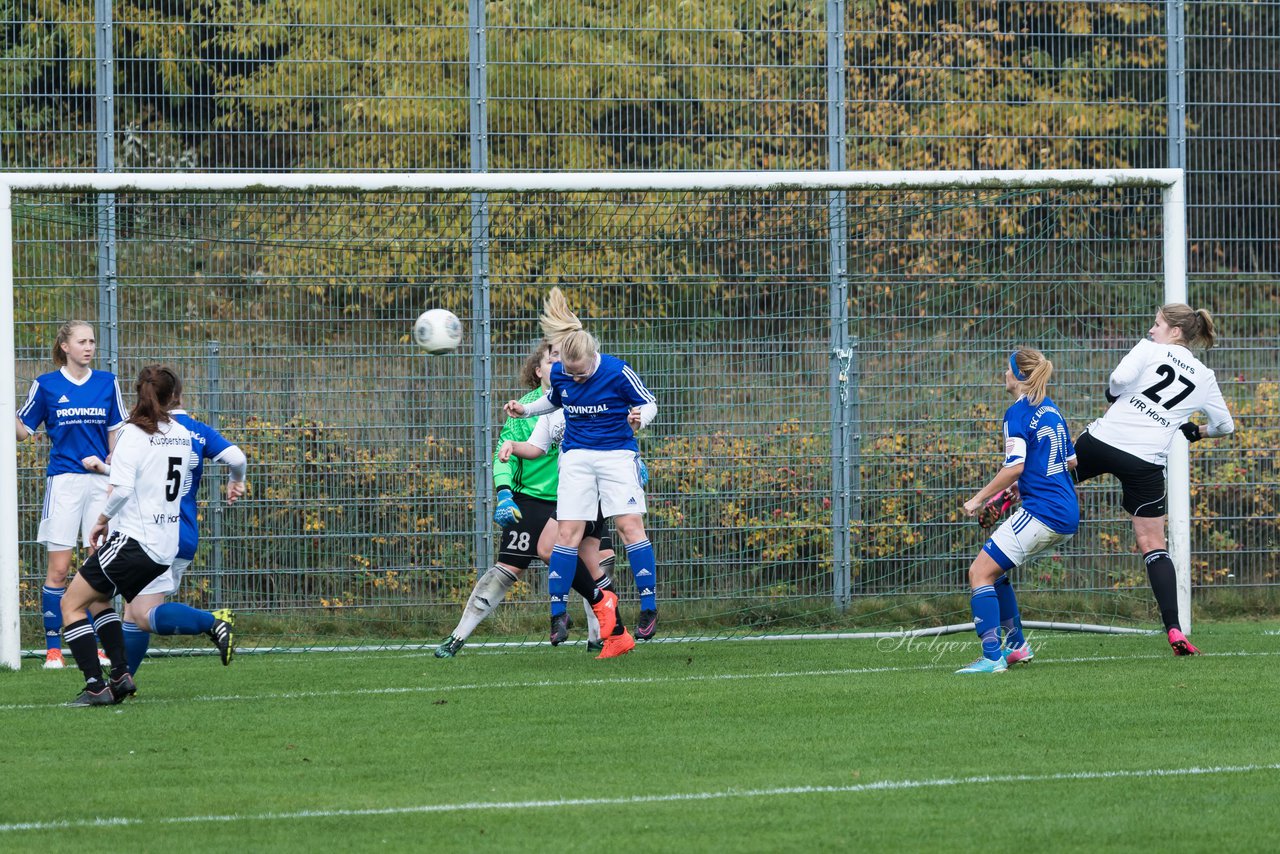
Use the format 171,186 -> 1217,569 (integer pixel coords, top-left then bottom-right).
435,339 -> 621,657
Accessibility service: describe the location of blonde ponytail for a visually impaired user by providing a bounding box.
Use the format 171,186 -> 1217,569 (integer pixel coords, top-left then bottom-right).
540,287 -> 599,363
1012,347 -> 1053,406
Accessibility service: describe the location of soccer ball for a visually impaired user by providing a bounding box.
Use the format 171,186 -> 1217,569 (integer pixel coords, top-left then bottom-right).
413,308 -> 463,354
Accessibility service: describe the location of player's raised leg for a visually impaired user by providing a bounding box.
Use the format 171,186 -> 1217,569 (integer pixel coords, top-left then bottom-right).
436,564 -> 520,658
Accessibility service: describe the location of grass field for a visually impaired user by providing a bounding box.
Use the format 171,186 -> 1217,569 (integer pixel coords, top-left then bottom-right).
2,622 -> 1278,852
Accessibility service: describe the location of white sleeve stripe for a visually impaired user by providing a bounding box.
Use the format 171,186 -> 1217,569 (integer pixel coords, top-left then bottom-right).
621,366 -> 656,404
17,380 -> 39,420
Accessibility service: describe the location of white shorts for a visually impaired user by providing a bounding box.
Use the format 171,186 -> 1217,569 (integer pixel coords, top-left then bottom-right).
983,508 -> 1074,571
38,473 -> 110,550
557,449 -> 647,520
137,556 -> 189,597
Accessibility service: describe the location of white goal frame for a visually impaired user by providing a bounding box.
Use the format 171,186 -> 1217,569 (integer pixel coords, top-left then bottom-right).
0,169 -> 1189,670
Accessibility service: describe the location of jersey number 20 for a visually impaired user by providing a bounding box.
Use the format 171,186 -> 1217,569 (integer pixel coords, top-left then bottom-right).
1036,422 -> 1070,477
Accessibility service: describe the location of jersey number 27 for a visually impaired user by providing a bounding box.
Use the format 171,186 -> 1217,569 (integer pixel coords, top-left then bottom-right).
1142,364 -> 1196,409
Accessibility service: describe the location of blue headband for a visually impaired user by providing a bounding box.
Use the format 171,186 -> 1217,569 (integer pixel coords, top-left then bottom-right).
1009,351 -> 1027,382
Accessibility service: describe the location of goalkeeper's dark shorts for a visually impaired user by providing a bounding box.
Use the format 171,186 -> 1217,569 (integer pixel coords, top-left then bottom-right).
1073,431 -> 1167,517
498,495 -> 614,568
498,493 -> 557,569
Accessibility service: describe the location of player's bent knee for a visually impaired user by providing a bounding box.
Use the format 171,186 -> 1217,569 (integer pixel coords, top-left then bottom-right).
613,514 -> 646,544
60,596 -> 91,624
556,521 -> 587,547
45,552 -> 73,584
128,593 -> 165,630
967,556 -> 1002,588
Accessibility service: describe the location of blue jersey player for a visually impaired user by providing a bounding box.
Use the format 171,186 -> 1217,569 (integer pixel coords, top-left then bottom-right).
956,347 -> 1079,674
87,392 -> 247,673
505,288 -> 658,660
15,320 -> 125,670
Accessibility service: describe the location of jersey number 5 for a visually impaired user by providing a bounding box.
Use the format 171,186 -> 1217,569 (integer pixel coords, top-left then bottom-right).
165,457 -> 184,501
1142,365 -> 1196,409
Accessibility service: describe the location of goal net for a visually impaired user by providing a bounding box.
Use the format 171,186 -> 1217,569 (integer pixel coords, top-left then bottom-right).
0,171 -> 1187,666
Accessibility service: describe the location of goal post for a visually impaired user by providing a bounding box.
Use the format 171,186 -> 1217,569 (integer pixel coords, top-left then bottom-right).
0,169 -> 1188,670
1,185 -> 19,670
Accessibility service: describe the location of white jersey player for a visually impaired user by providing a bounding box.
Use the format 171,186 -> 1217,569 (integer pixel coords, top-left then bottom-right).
96,402 -> 246,674
58,365 -> 194,707
1074,304 -> 1235,656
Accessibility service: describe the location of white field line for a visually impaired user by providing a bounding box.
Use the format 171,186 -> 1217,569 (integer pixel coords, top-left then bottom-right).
1,763 -> 1277,834
13,621 -> 1159,661
1,650 -> 1277,714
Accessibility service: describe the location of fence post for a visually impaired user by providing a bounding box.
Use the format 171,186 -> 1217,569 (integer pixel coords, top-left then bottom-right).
1166,2 -> 1190,631
827,0 -> 854,610
94,0 -> 118,375
469,0 -> 494,573
1166,0 -> 1187,171
206,340 -> 225,607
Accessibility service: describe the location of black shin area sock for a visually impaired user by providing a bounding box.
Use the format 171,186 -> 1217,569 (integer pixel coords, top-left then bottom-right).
1143,549 -> 1181,630
571,558 -> 603,604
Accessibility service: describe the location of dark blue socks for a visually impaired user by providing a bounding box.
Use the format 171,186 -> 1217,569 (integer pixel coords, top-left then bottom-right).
624,539 -> 657,612
970,585 -> 1002,660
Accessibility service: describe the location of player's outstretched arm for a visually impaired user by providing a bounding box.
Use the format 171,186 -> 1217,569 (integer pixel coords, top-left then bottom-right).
497,439 -> 547,462
962,463 -> 1023,518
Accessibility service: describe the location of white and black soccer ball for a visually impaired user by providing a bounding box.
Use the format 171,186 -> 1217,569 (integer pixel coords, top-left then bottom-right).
413,308 -> 463,354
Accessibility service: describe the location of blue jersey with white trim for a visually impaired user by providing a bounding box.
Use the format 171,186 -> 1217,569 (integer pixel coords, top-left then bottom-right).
172,411 -> 236,560
18,368 -> 125,476
548,353 -> 655,452
1001,395 -> 1079,534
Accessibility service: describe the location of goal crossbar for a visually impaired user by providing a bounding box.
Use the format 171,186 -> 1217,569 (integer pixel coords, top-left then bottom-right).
0,168 -> 1188,670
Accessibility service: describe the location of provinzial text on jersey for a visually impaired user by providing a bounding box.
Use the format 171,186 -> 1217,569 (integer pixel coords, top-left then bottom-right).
55,406 -> 108,418
564,403 -> 610,415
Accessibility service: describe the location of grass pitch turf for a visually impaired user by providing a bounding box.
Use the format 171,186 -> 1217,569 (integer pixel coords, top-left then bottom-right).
1,622 -> 1277,852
